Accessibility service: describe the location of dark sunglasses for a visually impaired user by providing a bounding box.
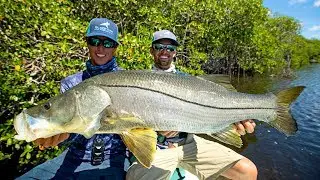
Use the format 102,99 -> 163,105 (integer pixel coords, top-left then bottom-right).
153,43 -> 177,52
87,37 -> 117,48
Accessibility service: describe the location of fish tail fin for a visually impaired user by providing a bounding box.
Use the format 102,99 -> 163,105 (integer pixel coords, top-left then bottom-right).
271,86 -> 305,135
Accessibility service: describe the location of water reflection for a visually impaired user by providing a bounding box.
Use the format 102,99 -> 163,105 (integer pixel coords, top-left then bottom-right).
231,64 -> 320,180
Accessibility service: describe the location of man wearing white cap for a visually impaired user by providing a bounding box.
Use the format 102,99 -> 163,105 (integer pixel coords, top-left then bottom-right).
126,30 -> 258,180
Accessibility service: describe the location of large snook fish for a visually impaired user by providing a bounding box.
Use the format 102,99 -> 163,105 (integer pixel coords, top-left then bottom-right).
14,70 -> 304,168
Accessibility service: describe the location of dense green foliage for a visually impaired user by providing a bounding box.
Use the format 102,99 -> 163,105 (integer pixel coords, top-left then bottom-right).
1,0 -> 320,178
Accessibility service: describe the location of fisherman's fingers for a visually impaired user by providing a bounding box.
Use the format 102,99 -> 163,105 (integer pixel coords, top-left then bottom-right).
51,133 -> 69,146
50,134 -> 63,146
234,122 -> 246,135
242,120 -> 256,134
41,136 -> 55,148
167,131 -> 180,138
249,119 -> 256,129
34,133 -> 69,150
33,138 -> 48,150
234,120 -> 256,135
158,131 -> 179,138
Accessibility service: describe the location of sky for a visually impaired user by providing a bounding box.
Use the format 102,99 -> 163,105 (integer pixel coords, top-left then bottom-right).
263,0 -> 320,39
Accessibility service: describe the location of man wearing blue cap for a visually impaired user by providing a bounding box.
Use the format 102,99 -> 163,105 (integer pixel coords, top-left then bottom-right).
17,18 -> 128,180
126,30 -> 258,180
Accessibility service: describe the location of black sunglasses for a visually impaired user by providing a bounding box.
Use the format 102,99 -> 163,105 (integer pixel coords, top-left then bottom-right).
87,37 -> 117,48
153,43 -> 177,52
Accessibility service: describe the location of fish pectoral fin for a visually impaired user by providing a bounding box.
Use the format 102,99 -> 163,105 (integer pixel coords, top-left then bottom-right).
120,128 -> 157,168
207,125 -> 243,148
102,109 -> 145,124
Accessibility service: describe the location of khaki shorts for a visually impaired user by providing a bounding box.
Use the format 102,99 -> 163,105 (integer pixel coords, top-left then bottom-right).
126,134 -> 243,180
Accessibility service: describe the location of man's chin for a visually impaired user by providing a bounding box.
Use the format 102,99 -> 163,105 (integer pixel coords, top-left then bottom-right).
160,60 -> 172,65
93,58 -> 111,65
159,65 -> 170,70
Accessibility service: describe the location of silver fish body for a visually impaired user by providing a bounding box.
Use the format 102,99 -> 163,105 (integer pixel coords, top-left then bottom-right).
81,70 -> 276,133
14,70 -> 304,167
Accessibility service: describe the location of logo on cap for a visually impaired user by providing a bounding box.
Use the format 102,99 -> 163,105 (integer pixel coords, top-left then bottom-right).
100,22 -> 110,28
94,22 -> 113,34
163,31 -> 170,35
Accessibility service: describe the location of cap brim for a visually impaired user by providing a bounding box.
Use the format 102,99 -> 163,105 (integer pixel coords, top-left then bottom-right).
152,38 -> 179,46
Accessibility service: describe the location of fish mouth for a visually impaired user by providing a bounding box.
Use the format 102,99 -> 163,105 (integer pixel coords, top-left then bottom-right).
14,110 -> 38,142
14,110 -> 65,142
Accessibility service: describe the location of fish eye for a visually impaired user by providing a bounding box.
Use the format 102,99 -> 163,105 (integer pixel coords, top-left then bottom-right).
43,102 -> 51,110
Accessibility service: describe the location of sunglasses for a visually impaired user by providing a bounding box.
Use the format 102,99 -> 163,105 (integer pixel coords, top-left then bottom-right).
153,43 -> 177,52
87,37 -> 117,48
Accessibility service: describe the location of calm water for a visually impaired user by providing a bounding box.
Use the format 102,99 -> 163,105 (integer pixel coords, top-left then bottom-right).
233,64 -> 320,180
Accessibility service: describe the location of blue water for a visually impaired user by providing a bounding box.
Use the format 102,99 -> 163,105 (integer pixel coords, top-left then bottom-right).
235,64 -> 320,180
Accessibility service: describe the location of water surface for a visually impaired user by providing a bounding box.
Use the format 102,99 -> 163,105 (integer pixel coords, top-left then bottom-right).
233,64 -> 320,180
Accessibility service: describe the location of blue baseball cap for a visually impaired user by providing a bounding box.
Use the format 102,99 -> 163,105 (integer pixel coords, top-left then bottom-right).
86,18 -> 119,45
152,30 -> 179,46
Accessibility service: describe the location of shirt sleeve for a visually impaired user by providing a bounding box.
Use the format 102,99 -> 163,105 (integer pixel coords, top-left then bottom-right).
59,72 -> 83,93
60,79 -> 68,94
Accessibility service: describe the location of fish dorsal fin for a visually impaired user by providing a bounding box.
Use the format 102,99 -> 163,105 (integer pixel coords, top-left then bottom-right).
197,74 -> 236,91
207,125 -> 243,148
120,128 -> 157,168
